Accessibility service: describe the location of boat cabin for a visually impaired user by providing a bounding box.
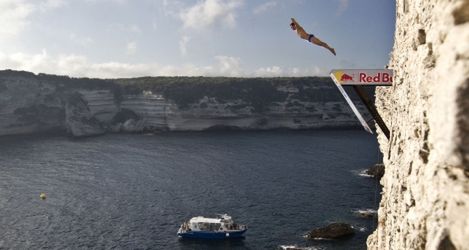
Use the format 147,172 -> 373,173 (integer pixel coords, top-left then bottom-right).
178,214 -> 247,239
182,214 -> 242,232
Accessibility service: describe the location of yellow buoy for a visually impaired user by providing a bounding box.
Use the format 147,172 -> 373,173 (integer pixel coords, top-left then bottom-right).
40,193 -> 46,200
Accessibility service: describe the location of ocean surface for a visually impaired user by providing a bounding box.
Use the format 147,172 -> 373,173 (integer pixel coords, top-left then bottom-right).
0,130 -> 381,250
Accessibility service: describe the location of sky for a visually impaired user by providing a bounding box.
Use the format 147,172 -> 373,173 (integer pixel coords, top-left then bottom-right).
0,0 -> 396,78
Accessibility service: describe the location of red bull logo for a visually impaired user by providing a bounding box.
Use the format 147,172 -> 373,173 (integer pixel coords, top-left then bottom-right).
331,69 -> 393,86
359,73 -> 392,83
340,74 -> 354,82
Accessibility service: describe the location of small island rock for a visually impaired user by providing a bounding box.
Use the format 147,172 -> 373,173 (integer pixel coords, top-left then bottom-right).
306,223 -> 355,240
365,163 -> 385,180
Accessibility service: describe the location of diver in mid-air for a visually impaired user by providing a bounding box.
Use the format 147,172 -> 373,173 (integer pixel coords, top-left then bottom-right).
290,18 -> 336,56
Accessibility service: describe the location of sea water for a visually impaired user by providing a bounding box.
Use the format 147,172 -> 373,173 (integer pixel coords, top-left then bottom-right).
0,130 -> 381,249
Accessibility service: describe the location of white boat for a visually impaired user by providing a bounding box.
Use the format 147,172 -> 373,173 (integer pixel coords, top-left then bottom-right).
279,245 -> 317,250
177,214 -> 247,239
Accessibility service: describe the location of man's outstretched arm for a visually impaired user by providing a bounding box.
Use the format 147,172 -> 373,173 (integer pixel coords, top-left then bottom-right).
291,17 -> 308,39
291,18 -> 301,28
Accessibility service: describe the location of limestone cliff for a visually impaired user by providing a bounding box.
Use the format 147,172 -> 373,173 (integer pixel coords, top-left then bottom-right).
367,0 -> 469,249
0,70 -> 370,137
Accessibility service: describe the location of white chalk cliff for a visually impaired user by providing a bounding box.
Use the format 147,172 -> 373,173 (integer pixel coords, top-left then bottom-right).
0,71 -> 370,137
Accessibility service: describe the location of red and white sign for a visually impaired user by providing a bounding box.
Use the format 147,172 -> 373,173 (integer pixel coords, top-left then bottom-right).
330,69 -> 393,86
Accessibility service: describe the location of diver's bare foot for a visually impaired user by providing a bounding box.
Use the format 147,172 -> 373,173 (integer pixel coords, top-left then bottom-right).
330,48 -> 336,56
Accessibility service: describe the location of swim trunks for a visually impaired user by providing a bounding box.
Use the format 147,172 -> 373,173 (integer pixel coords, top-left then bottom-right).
308,34 -> 315,42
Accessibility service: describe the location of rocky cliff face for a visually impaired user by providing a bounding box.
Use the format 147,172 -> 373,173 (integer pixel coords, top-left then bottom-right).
0,70 -> 370,137
367,0 -> 469,249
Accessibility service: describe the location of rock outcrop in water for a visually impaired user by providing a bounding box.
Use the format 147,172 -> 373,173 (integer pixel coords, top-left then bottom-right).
306,223 -> 355,239
365,163 -> 385,180
367,0 -> 469,249
0,70 -> 371,137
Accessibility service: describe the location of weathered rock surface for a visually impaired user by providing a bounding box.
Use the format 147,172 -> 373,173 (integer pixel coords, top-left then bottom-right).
64,93 -> 105,137
0,71 -> 372,137
367,0 -> 469,249
365,163 -> 385,180
306,223 -> 355,240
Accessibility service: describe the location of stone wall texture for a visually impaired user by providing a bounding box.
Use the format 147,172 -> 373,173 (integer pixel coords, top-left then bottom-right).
367,0 -> 469,249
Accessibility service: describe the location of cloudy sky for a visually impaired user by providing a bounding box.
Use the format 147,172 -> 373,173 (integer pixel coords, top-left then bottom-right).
0,0 -> 395,78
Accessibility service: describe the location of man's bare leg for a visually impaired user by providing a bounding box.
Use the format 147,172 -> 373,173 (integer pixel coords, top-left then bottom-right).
311,36 -> 336,56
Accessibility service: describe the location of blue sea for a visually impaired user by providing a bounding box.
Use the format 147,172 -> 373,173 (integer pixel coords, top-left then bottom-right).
0,130 -> 381,249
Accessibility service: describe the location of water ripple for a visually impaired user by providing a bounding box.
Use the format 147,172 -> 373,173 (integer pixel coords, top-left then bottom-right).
0,130 -> 380,249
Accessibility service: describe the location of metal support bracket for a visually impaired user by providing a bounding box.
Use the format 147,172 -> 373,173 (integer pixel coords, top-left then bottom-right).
352,85 -> 390,140
330,69 -> 392,140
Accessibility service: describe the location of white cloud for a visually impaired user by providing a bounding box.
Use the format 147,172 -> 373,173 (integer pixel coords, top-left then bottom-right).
126,41 -> 137,55
161,0 -> 183,18
2,50 -> 56,74
39,0 -> 66,12
0,0 -> 66,40
0,50 -> 328,78
179,36 -> 190,56
214,55 -> 241,76
0,51 -> 157,78
69,33 -> 94,47
0,0 -> 35,38
85,0 -> 128,4
253,1 -> 277,15
295,66 -> 327,76
337,0 -> 349,16
255,65 -> 328,77
152,20 -> 158,30
108,23 -> 142,34
255,66 -> 283,77
180,0 -> 243,30
312,66 -> 326,76
129,25 -> 141,33
0,50 -> 245,78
